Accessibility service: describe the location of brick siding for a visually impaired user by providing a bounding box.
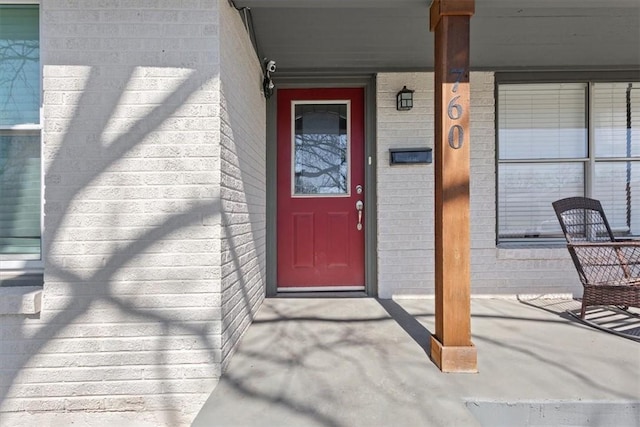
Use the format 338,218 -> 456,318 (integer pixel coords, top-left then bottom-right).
0,1 -> 265,424
376,72 -> 580,298
219,1 -> 266,369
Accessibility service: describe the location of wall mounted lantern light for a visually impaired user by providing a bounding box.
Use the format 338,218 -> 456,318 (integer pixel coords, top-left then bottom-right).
396,86 -> 414,111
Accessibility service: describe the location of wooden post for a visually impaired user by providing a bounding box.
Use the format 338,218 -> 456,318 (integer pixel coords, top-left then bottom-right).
429,0 -> 477,373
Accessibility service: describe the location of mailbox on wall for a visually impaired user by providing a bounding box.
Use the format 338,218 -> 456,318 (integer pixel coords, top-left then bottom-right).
389,148 -> 432,165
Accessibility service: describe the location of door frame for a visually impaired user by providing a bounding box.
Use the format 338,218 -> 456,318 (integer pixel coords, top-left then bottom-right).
266,75 -> 378,297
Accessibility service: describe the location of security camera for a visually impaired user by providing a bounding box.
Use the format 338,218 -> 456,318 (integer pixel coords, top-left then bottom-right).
262,59 -> 277,99
265,60 -> 276,73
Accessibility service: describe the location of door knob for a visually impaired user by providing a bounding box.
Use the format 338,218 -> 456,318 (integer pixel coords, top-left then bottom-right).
356,200 -> 364,231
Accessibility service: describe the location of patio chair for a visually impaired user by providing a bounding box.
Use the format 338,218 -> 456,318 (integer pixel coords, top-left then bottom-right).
552,197 -> 640,318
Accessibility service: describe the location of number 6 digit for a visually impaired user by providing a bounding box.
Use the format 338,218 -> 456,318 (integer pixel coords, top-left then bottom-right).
448,96 -> 462,120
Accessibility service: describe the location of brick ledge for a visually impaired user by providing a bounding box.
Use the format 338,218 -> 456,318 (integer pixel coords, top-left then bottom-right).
0,286 -> 43,315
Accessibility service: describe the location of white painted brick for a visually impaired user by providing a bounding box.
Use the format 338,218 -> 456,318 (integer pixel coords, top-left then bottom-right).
217,0 -> 266,368
4,349 -> 221,371
376,72 -> 581,298
1,397 -> 66,412
17,321 -> 222,341
5,379 -> 215,399
63,398 -> 105,412
1,1 -> 242,422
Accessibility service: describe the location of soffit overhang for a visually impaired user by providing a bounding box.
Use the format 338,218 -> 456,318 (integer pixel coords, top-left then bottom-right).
232,0 -> 640,72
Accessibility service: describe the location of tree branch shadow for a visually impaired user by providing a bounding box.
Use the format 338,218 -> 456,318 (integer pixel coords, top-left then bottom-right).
193,298 -> 444,427
0,4 -> 274,427
2,60 -> 227,425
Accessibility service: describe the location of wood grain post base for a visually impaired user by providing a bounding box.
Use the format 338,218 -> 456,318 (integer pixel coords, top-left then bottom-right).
430,335 -> 478,373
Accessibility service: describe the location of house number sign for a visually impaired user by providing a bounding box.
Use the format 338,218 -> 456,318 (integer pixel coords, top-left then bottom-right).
447,67 -> 466,150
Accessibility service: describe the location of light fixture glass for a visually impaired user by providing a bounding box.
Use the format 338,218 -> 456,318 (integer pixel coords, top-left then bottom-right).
396,86 -> 414,111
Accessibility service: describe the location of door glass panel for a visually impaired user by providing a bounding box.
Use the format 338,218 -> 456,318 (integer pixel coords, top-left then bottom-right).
293,103 -> 349,196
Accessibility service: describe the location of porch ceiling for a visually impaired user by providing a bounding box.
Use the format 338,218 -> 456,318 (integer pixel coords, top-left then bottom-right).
232,0 -> 640,73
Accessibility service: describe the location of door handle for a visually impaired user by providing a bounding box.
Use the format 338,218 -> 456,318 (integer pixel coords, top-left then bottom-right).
356,200 -> 364,231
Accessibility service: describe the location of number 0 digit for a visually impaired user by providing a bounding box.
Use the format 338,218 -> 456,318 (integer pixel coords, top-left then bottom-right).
448,125 -> 464,149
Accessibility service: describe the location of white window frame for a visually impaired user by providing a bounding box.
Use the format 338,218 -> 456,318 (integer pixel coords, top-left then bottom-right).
496,72 -> 640,245
0,0 -> 43,272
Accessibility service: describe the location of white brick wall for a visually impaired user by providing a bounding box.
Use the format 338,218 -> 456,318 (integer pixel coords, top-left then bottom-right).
376,73 -> 435,298
376,72 -> 580,298
219,1 -> 266,368
0,1 -> 267,424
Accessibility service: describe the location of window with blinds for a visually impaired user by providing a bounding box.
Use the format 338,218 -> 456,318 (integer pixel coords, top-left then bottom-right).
497,81 -> 640,242
593,82 -> 640,236
0,4 -> 41,261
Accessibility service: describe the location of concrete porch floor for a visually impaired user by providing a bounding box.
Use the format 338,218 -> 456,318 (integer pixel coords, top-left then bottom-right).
193,297 -> 640,427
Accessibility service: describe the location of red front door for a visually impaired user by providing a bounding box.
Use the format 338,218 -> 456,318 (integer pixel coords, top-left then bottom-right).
277,88 -> 365,289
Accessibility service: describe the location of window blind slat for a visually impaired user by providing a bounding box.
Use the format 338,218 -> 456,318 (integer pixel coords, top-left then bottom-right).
498,81 -> 639,241
498,83 -> 587,160
498,163 -> 583,238
0,5 -> 41,260
593,83 -> 640,158
0,134 -> 40,255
